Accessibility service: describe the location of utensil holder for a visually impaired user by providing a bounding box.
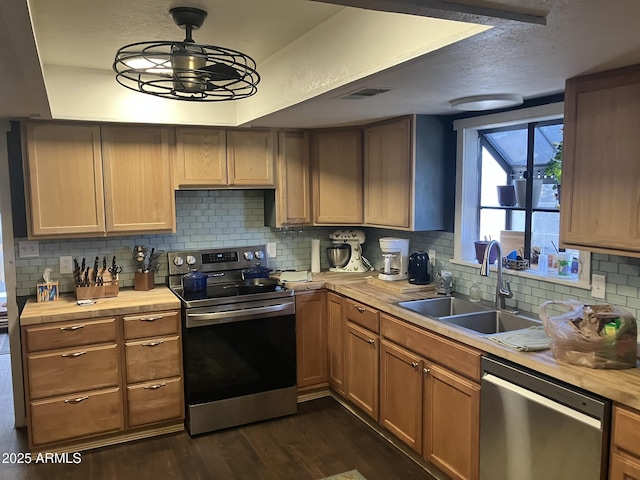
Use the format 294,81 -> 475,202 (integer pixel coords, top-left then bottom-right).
134,271 -> 155,291
75,280 -> 119,300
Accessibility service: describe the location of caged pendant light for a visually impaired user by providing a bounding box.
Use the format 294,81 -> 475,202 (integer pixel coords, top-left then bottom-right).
113,7 -> 260,102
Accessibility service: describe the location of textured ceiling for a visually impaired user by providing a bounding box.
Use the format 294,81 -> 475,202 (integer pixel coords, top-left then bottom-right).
3,0 -> 640,127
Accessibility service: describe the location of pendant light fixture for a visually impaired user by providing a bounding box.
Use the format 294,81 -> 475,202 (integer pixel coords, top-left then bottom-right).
113,7 -> 260,102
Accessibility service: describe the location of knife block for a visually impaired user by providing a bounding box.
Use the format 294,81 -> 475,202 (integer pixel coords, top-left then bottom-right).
134,271 -> 155,291
75,280 -> 119,300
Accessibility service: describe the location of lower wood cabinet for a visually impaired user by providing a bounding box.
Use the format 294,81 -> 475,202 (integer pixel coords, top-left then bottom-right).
345,321 -> 379,420
610,404 -> 640,479
380,339 -> 423,452
327,292 -> 345,394
423,362 -> 480,480
295,291 -> 328,389
22,309 -> 183,450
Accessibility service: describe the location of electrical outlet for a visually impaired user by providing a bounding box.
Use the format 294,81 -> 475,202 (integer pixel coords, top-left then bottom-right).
428,250 -> 436,267
266,242 -> 277,258
60,256 -> 73,274
591,274 -> 606,299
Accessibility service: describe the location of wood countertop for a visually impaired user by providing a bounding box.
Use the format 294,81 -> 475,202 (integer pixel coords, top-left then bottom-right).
20,286 -> 181,326
286,272 -> 640,411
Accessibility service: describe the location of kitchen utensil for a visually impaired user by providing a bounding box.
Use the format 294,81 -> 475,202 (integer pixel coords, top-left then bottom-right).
408,251 -> 431,285
236,278 -> 278,294
109,256 -> 122,280
241,266 -> 272,280
326,244 -> 350,268
92,256 -> 99,284
182,269 -> 208,293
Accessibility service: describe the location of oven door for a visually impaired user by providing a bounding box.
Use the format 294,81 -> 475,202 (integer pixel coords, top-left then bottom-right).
183,299 -> 296,411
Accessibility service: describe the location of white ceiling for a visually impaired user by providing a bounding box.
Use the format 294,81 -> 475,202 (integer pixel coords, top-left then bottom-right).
2,0 -> 640,128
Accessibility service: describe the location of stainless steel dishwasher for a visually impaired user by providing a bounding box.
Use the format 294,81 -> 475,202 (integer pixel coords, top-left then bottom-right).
480,356 -> 610,480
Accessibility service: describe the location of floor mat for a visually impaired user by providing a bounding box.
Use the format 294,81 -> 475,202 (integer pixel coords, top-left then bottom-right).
321,471 -> 367,480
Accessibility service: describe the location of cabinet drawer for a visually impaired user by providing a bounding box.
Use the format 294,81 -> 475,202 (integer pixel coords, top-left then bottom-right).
125,336 -> 181,384
127,377 -> 184,427
30,387 -> 123,446
23,318 -> 116,353
123,311 -> 180,340
345,300 -> 379,333
27,344 -> 119,399
380,314 -> 481,381
613,405 -> 640,458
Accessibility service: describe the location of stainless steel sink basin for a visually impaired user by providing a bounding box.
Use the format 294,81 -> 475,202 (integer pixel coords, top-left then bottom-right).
397,296 -> 488,318
438,310 -> 542,335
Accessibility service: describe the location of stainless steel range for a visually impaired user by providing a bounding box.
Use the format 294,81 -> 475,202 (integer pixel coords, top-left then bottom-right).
167,245 -> 296,436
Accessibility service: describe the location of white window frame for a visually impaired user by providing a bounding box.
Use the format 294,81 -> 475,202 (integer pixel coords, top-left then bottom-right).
452,102 -> 591,289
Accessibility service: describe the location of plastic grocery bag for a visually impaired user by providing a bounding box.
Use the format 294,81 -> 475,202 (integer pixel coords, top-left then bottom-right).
539,300 -> 637,369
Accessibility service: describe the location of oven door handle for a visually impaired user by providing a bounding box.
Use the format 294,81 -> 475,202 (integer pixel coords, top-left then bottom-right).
186,303 -> 294,327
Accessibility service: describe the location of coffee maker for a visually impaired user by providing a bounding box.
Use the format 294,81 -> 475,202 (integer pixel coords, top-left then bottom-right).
378,237 -> 409,281
328,229 -> 370,272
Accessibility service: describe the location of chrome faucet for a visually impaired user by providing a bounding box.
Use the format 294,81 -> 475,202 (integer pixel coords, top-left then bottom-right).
479,240 -> 513,310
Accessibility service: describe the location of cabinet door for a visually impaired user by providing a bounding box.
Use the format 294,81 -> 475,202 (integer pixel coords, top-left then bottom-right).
311,129 -> 363,225
611,453 -> 640,480
561,65 -> 640,256
295,291 -> 328,389
227,129 -> 275,186
327,292 -> 345,394
379,340 -> 423,453
174,127 -> 227,187
127,377 -> 184,427
101,125 -> 176,233
345,321 -> 378,420
275,130 -> 312,225
364,118 -> 411,228
24,122 -> 106,237
424,362 -> 480,480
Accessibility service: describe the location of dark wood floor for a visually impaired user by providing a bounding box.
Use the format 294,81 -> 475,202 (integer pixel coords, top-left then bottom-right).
0,353 -> 434,480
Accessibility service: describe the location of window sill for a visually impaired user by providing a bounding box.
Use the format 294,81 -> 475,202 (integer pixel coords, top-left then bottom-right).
449,259 -> 592,291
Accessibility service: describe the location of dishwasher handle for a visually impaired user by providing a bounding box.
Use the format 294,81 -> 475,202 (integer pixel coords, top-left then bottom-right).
482,373 -> 602,430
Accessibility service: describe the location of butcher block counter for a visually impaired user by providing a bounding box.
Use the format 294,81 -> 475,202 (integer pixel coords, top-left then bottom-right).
287,271 -> 640,411
20,286 -> 181,326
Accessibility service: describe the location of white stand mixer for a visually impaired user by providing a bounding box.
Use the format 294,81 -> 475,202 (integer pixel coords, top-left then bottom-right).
328,229 -> 371,272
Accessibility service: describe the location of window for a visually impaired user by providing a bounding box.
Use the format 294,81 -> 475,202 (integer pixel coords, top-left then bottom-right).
453,103 -> 590,286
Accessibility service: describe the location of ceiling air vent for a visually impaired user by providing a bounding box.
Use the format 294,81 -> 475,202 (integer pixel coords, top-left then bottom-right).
339,88 -> 392,100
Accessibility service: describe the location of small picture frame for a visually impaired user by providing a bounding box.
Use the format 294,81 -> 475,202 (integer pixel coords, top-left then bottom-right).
37,281 -> 59,303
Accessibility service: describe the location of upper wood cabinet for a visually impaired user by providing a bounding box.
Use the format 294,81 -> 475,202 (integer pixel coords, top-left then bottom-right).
311,128 -> 363,225
101,125 -> 176,234
364,116 -> 446,231
227,129 -> 276,187
23,121 -> 176,238
174,127 -> 227,187
24,122 -> 106,237
173,128 -> 275,188
561,63 -> 640,257
264,130 -> 312,227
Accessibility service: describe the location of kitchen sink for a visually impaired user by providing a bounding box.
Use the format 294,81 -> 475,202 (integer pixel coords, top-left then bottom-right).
397,296 -> 489,318
438,310 -> 542,335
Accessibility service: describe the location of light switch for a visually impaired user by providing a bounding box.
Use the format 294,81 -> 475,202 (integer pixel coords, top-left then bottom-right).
591,274 -> 606,299
19,240 -> 39,258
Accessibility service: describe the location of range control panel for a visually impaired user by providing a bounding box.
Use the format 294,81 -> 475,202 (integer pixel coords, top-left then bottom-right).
168,245 -> 267,276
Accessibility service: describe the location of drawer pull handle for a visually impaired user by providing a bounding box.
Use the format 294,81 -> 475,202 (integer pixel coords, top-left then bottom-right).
60,325 -> 85,331
144,383 -> 166,390
367,339 -> 375,345
61,351 -> 87,358
423,367 -> 430,374
64,396 -> 89,404
142,341 -> 164,347
355,306 -> 366,313
140,316 -> 163,322
411,362 -> 419,368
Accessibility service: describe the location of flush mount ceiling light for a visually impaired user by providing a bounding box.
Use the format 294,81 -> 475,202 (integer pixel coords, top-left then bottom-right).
450,94 -> 523,111
113,7 -> 260,102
